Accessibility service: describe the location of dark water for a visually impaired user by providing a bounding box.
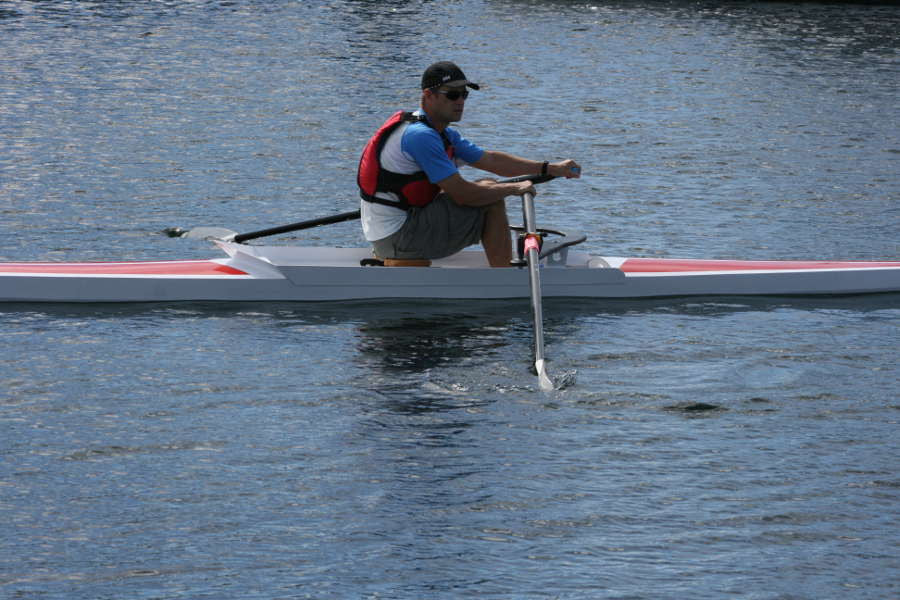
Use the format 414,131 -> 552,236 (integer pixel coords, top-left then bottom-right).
2,1 -> 899,598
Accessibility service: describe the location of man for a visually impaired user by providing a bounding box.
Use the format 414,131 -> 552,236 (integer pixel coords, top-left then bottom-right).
358,61 -> 581,267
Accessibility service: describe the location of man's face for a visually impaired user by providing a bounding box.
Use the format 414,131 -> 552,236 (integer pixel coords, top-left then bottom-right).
428,85 -> 469,123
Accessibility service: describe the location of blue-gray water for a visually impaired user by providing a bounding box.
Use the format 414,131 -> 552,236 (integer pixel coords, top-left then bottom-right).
1,1 -> 898,598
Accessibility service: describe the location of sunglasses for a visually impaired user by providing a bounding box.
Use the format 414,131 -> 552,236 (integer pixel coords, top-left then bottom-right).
435,88 -> 469,101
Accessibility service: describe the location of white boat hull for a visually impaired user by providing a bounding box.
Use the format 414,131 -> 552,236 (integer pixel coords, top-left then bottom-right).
1,242 -> 899,303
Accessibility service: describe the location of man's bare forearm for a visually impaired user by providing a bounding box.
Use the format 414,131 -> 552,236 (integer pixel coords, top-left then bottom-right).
474,151 -> 583,180
457,178 -> 534,206
473,151 -> 542,178
437,172 -> 534,207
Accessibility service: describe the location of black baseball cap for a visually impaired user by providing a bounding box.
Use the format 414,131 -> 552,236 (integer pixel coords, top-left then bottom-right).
421,61 -> 480,91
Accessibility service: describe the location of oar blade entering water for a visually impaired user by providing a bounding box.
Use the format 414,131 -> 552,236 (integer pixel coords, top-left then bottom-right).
535,359 -> 555,391
534,361 -> 576,391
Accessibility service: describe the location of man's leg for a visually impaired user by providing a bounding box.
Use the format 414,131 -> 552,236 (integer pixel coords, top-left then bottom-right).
481,200 -> 512,267
373,195 -> 486,260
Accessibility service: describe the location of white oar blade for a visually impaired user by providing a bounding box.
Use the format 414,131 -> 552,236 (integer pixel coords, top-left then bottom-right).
535,359 -> 555,391
181,227 -> 238,241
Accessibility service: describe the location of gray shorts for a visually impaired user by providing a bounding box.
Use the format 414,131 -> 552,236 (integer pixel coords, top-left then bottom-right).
372,194 -> 485,260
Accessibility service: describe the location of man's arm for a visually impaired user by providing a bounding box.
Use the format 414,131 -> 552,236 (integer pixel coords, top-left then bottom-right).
437,151 -> 581,207
472,151 -> 581,179
436,172 -> 534,207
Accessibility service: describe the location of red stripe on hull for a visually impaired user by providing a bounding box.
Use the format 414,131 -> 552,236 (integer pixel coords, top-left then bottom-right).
621,258 -> 900,273
0,260 -> 247,276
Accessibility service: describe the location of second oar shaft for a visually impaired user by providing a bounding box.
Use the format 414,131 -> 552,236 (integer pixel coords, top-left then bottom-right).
233,210 -> 361,244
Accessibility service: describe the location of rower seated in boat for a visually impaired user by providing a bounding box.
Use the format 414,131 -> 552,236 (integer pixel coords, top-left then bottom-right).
357,61 -> 581,267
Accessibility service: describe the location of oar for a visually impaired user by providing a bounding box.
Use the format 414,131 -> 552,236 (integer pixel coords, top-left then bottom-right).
177,174 -> 557,243
521,190 -> 555,391
232,210 -> 361,243
178,210 -> 361,242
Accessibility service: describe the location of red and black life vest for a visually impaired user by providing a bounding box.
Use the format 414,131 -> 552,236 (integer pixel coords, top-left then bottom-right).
357,111 -> 454,210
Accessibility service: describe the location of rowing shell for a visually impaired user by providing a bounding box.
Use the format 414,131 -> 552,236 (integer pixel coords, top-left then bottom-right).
1,241 -> 898,303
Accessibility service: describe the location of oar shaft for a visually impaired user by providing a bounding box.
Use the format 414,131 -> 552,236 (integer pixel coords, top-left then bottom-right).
526,236 -> 546,364
522,191 -> 553,390
233,210 -> 361,243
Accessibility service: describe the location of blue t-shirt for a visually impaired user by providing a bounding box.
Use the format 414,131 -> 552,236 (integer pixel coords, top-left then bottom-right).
401,121 -> 484,183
